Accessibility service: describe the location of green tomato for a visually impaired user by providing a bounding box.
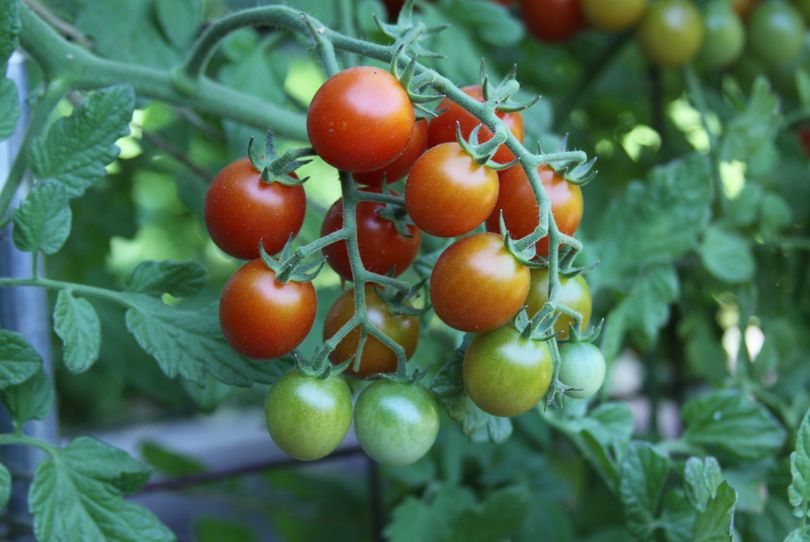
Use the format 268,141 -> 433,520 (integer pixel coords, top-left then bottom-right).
558,342 -> 606,399
698,1 -> 745,70
264,370 -> 353,461
525,269 -> 592,340
749,1 -> 806,67
637,0 -> 705,67
354,380 -> 439,466
463,326 -> 553,417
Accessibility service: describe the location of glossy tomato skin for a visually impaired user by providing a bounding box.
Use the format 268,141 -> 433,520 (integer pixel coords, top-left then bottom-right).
637,0 -> 704,67
698,2 -> 745,70
430,233 -> 530,332
307,66 -> 415,173
354,119 -> 429,187
749,1 -> 805,67
354,380 -> 439,466
427,86 -> 524,164
526,268 -> 592,340
204,157 -> 306,260
406,142 -> 499,237
463,326 -> 553,417
485,165 -> 583,258
521,0 -> 584,42
558,342 -> 606,399
265,370 -> 353,461
219,259 -> 316,359
582,0 -> 647,31
323,286 -> 420,377
321,196 -> 421,281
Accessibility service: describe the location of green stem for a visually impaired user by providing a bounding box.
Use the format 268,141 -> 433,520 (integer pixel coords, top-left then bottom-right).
0,432 -> 60,455
0,275 -> 132,307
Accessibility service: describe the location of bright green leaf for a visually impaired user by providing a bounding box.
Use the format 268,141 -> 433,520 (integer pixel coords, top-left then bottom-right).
12,180 -> 71,255
615,263 -> 680,349
685,457 -> 724,512
0,77 -> 20,140
155,0 -> 200,47
0,329 -> 42,389
692,481 -> 737,542
0,463 -> 10,510
698,225 -> 755,284
789,408 -> 810,516
124,260 -> 208,297
619,442 -> 671,539
1,368 -> 53,426
54,290 -> 101,373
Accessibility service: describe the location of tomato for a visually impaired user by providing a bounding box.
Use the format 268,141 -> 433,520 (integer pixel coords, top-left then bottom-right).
405,142 -> 499,237
307,66 -> 415,173
430,232 -> 530,332
321,195 -> 421,281
636,0 -> 704,67
698,2 -> 745,70
797,124 -> 810,156
748,1 -> 805,67
354,380 -> 439,466
323,285 -> 420,377
354,119 -> 428,187
204,157 -> 306,260
463,326 -> 553,417
485,165 -> 583,258
264,369 -> 353,461
525,268 -> 592,340
427,85 -> 524,164
558,342 -> 606,399
581,0 -> 647,31
520,0 -> 584,42
219,259 -> 316,359
731,0 -> 759,17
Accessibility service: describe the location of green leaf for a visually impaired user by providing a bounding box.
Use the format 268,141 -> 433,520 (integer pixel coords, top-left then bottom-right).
0,77 -> 20,141
685,457 -> 724,512
614,263 -> 680,349
785,529 -> 810,542
789,408 -> 810,516
0,329 -> 42,389
661,490 -> 696,542
720,77 -> 781,163
444,0 -> 525,46
797,70 -> 810,109
123,260 -> 208,297
0,463 -> 10,510
12,180 -> 72,255
0,0 -> 19,69
760,192 -> 792,240
29,437 -> 173,542
682,390 -> 786,460
727,183 -> 763,228
155,0 -> 200,47
693,481 -> 737,542
454,486 -> 530,542
1,368 -> 53,425
567,402 -> 635,447
28,85 -> 134,197
54,290 -> 101,373
194,518 -> 256,542
140,441 -> 205,476
698,225 -> 755,284
385,485 -> 477,542
619,442 -> 671,540
180,374 -> 233,413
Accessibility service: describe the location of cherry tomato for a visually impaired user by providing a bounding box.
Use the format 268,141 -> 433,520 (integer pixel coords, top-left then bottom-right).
354,119 -> 429,187
219,259 -> 316,359
204,157 -> 306,260
264,369 -> 353,461
463,326 -> 553,417
354,380 -> 439,466
321,195 -> 421,281
323,285 -> 420,377
427,85 -> 524,164
485,165 -> 583,258
581,0 -> 647,31
525,268 -> 592,340
520,0 -> 584,42
731,0 -> 759,17
636,0 -> 704,67
405,142 -> 499,237
430,232 -> 530,332
698,2 -> 745,70
307,66 -> 415,173
558,342 -> 606,399
748,1 -> 805,67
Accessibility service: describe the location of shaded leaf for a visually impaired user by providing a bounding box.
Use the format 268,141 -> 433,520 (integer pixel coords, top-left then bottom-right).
0,329 -> 42,389
698,225 -> 755,284
619,442 -> 670,539
1,368 -> 53,426
0,77 -> 20,140
54,290 -> 101,373
123,260 -> 208,297
12,180 -> 71,255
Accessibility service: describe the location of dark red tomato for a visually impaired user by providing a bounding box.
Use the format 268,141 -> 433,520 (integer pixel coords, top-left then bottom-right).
204,157 -> 306,260
307,66 -> 415,173
405,142 -> 499,237
354,119 -> 429,187
427,85 -> 524,164
520,0 -> 584,42
321,196 -> 421,281
797,124 -> 810,156
485,165 -> 583,258
219,259 -> 316,359
430,232 -> 530,332
323,285 -> 420,377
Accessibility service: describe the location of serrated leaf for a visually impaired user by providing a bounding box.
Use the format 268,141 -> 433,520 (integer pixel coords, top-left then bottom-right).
0,463 -> 10,510
720,77 -> 781,163
685,457 -> 724,512
124,260 -> 208,297
693,481 -> 736,542
0,329 -> 42,388
1,368 -> 53,426
385,485 -> 476,542
789,408 -> 810,514
155,0 -> 200,47
699,225 -> 755,284
28,85 -> 134,197
0,77 -> 20,140
0,0 -> 20,69
614,263 -> 680,349
12,180 -> 71,255
619,442 -> 671,540
567,402 -> 635,446
54,290 -> 101,373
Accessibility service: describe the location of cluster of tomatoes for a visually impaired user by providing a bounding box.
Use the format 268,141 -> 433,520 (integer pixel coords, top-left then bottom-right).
204,65 -> 605,465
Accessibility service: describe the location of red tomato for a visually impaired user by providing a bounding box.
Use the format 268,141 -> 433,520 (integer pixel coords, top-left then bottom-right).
405,142 -> 499,237
204,157 -> 306,260
307,66 -> 415,173
798,124 -> 810,156
485,164 -> 583,258
354,119 -> 429,187
520,0 -> 584,42
427,85 -> 524,164
430,232 -> 530,332
219,259 -> 316,359
321,195 -> 421,281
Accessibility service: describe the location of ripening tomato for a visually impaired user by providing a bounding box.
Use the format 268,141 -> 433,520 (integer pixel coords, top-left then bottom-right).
219,259 -> 316,359
520,0 -> 584,42
748,1 -> 805,67
581,0 -> 647,31
354,119 -> 429,187
525,268 -> 592,340
427,85 -> 524,164
485,164 -> 583,258
307,66 -> 415,173
558,342 -> 606,399
204,157 -> 306,260
321,195 -> 421,281
405,142 -> 499,237
636,0 -> 704,67
323,285 -> 420,377
698,1 -> 745,70
430,232 -> 530,332
731,0 -> 759,17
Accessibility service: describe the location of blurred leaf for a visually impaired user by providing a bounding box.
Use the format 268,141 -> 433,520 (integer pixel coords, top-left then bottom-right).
760,192 -> 792,240
454,486 -> 530,542
720,77 -> 781,163
789,408 -> 810,517
727,184 -> 763,228
444,0 -> 524,47
698,225 -> 755,284
155,0 -> 200,48
1,369 -> 53,426
12,180 -> 71,255
785,529 -> 810,542
0,78 -> 20,140
194,518 -> 256,542
180,373 -> 233,412
140,441 -> 205,476
684,457 -> 724,512
660,490 -> 695,542
692,481 -> 736,542
619,442 -> 670,540
0,0 -> 19,69
611,263 -> 679,350
567,402 -> 634,447
798,70 -> 810,109
54,290 -> 101,373
123,259 -> 208,297
0,463 -> 10,510
0,329 -> 42,389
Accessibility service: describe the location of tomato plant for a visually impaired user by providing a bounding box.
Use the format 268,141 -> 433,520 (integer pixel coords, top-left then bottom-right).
698,2 -> 745,71
520,0 -> 584,42
636,0 -> 704,67
525,268 -> 592,340
748,1 -> 806,67
353,119 -> 429,187
557,342 -> 606,399
581,0 -> 647,31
